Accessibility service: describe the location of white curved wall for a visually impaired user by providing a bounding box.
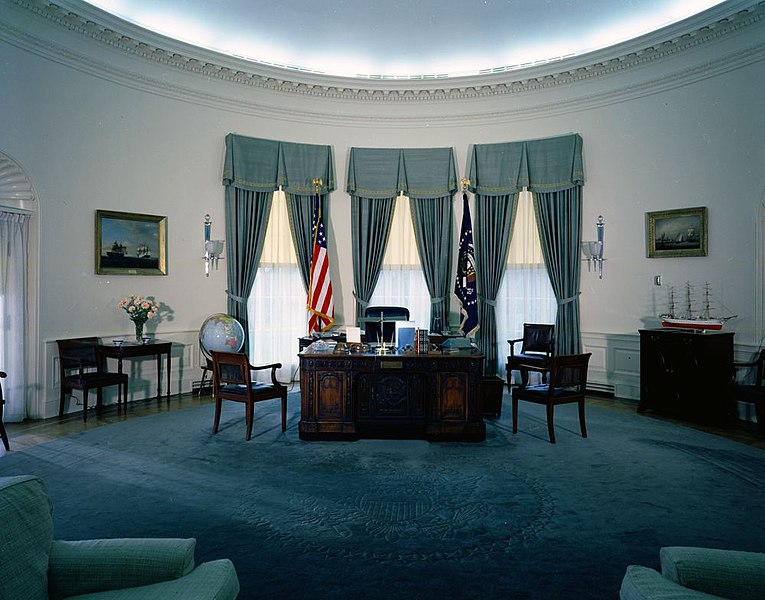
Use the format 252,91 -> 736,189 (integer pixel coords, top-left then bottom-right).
2,0 -> 764,415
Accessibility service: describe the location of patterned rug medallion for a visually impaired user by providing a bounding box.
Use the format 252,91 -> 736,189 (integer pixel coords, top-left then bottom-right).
1,394 -> 763,599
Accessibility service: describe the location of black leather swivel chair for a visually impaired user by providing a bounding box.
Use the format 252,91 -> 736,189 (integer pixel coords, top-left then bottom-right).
363,306 -> 410,345
506,323 -> 555,388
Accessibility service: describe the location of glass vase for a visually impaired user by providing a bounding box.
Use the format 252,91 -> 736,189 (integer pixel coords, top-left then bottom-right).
134,319 -> 145,342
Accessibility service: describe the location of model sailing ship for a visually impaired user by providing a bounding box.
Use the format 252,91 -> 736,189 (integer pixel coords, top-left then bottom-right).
660,282 -> 735,331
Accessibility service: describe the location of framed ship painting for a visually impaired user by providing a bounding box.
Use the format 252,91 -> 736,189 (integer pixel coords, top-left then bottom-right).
96,210 -> 167,275
645,207 -> 707,258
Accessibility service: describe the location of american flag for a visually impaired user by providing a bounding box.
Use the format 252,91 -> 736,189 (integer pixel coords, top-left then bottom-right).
307,194 -> 335,334
455,193 -> 479,336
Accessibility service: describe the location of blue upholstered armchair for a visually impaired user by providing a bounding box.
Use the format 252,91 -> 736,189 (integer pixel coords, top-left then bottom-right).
0,475 -> 240,599
620,546 -> 765,600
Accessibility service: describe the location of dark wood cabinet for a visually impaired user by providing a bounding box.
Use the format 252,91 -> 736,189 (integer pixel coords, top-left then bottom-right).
639,328 -> 735,423
299,349 -> 485,441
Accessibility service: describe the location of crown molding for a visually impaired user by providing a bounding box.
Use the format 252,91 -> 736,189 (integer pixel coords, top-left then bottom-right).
2,0 -> 765,123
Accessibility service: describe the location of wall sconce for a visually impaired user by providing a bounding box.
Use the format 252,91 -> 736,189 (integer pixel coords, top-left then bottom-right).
204,214 -> 224,277
581,215 -> 604,279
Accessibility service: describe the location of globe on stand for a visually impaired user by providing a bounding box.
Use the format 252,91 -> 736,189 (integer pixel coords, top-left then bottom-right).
199,313 -> 245,362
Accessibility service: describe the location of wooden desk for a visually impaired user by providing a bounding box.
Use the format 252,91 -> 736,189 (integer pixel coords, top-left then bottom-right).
299,347 -> 485,441
100,340 -> 173,403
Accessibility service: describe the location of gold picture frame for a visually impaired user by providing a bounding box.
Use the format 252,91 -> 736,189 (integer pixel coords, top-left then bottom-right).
96,210 -> 167,275
646,207 -> 707,258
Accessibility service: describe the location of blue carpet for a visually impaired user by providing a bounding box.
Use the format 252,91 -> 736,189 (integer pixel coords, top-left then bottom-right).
1,393 -> 763,599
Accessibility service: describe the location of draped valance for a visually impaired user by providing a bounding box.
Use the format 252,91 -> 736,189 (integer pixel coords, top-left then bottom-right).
222,134 -> 336,195
467,134 -> 584,196
346,147 -> 457,199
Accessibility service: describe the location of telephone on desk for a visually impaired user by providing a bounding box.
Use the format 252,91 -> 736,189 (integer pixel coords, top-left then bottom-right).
312,329 -> 340,340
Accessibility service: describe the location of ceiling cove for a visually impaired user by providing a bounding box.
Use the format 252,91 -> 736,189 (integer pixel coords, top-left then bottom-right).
4,0 -> 765,106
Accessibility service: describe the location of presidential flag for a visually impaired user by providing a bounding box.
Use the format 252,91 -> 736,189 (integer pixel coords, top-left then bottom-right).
454,193 -> 479,336
307,194 -> 335,334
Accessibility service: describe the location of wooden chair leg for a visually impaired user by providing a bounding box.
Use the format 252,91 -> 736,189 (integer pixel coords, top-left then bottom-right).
579,399 -> 588,438
546,403 -> 556,444
82,389 -> 89,422
512,396 -> 519,434
59,386 -> 67,419
755,399 -> 764,434
281,395 -> 287,432
245,401 -> 254,441
0,402 -> 9,451
198,368 -> 209,397
212,398 -> 222,434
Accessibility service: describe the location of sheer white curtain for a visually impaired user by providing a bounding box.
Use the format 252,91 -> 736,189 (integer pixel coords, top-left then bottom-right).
368,195 -> 430,328
247,191 -> 306,384
0,211 -> 29,422
496,191 -> 556,381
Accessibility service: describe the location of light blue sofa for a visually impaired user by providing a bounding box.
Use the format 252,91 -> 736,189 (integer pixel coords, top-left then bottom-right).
0,475 -> 240,599
620,546 -> 765,600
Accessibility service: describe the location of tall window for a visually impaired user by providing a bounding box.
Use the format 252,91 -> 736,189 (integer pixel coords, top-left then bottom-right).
368,195 -> 430,327
496,191 -> 556,380
0,211 -> 30,421
247,191 -> 305,383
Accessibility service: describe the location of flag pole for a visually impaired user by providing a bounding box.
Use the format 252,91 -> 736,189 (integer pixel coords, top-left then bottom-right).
307,177 -> 334,335
455,177 -> 479,337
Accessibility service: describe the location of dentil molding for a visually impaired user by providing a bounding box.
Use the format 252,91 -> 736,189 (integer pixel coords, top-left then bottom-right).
2,0 -> 765,120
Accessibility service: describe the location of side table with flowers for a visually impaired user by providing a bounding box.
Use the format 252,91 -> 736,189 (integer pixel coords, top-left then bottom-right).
117,295 -> 160,341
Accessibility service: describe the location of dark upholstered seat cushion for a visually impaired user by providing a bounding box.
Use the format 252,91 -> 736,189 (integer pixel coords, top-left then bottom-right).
517,384 -> 581,399
509,353 -> 550,368
219,383 -> 277,396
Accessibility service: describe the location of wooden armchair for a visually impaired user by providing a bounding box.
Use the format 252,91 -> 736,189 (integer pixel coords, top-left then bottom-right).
512,353 -> 591,444
0,371 -> 9,451
506,323 -> 555,388
211,351 -> 287,440
734,349 -> 765,433
56,338 -> 128,422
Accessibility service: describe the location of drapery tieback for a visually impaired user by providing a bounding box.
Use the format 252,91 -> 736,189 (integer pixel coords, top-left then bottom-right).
430,296 -> 446,304
557,293 -> 580,306
478,295 -> 496,307
352,291 -> 369,310
226,290 -> 247,304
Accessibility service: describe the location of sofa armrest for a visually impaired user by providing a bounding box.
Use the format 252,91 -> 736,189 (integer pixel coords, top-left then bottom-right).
67,559 -> 240,600
619,565 -> 723,600
48,538 -> 196,599
660,547 -> 765,600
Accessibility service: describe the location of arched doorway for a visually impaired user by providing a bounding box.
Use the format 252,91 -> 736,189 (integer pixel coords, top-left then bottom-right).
0,151 -> 40,421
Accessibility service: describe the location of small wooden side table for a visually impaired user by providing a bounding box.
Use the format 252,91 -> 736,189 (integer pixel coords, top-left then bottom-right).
99,341 -> 173,408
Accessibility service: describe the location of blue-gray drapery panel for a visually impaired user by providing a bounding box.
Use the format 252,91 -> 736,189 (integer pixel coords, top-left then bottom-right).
347,146 -> 458,325
467,132 -> 585,365
347,147 -> 458,199
467,134 -> 584,195
222,134 -> 336,342
223,134 -> 335,195
351,196 -> 397,324
410,196 -> 453,332
534,187 -> 583,355
474,194 -> 518,375
224,187 -> 273,351
286,193 -> 329,292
